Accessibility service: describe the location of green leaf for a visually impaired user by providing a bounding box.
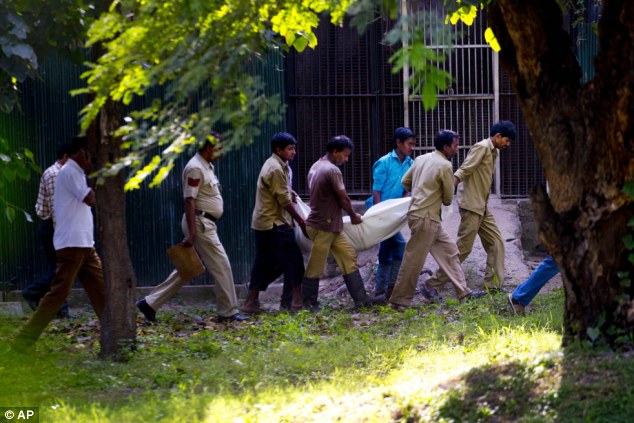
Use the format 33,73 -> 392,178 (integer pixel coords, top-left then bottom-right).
624,233 -> 634,250
23,148 -> 34,161
586,326 -> 600,342
293,36 -> 308,52
5,206 -> 15,223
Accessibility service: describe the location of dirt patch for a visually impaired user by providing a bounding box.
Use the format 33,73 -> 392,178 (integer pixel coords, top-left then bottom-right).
257,196 -> 562,310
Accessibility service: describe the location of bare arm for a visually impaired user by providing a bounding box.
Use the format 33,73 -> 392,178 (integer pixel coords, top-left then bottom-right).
372,190 -> 381,205
336,188 -> 362,225
83,189 -> 96,207
182,197 -> 197,246
284,204 -> 309,238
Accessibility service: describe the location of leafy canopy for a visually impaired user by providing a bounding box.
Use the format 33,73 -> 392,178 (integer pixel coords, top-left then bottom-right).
76,0 -> 353,189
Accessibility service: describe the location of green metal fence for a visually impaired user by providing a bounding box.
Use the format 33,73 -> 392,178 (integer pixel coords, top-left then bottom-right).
0,52 -> 286,290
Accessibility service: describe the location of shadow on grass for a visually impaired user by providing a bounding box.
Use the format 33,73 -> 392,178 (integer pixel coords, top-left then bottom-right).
411,348 -> 634,423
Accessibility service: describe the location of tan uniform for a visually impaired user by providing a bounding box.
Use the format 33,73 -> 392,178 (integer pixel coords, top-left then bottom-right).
146,153 -> 239,317
428,138 -> 505,290
251,154 -> 293,230
389,151 -> 472,307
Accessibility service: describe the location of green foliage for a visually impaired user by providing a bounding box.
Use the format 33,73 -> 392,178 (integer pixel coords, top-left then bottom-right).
77,0 -> 353,189
0,0 -> 100,113
0,136 -> 40,222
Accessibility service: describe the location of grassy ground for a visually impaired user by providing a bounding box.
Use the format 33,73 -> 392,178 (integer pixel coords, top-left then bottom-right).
1,288 -> 634,422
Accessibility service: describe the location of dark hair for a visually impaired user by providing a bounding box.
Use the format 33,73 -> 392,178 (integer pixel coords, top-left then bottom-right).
392,127 -> 416,149
271,132 -> 297,153
490,121 -> 516,141
326,135 -> 354,153
56,143 -> 72,160
199,131 -> 224,153
68,136 -> 87,155
434,130 -> 459,150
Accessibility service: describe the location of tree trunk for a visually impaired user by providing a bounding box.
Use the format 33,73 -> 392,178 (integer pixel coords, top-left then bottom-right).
488,0 -> 634,346
87,98 -> 137,359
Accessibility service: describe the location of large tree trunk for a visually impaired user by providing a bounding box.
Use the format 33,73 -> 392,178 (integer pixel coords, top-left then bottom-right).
87,97 -> 137,359
488,0 -> 634,346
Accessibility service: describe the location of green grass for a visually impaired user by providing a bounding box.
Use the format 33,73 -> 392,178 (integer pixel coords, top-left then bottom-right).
1,288 -> 634,422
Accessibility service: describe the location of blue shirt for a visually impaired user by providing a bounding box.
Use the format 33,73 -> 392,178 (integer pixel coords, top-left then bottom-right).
366,150 -> 414,208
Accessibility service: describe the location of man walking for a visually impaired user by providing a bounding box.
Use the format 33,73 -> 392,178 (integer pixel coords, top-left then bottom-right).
426,121 -> 516,294
136,134 -> 249,323
302,135 -> 384,311
242,132 -> 307,313
14,137 -> 105,351
22,143 -> 73,318
389,130 -> 485,309
366,127 -> 415,298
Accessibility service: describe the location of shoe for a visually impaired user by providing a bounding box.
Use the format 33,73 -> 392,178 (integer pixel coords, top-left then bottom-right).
389,302 -> 408,312
216,313 -> 251,323
303,302 -> 322,313
22,294 -> 39,311
507,293 -> 525,314
241,303 -> 263,314
419,282 -> 440,300
136,298 -> 157,322
460,290 -> 487,302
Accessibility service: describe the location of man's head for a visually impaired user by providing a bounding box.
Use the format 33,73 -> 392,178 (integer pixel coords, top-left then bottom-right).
271,132 -> 298,162
490,121 -> 516,150
326,135 -> 354,166
392,127 -> 416,158
199,132 -> 224,162
56,143 -> 72,165
434,130 -> 460,159
68,136 -> 91,172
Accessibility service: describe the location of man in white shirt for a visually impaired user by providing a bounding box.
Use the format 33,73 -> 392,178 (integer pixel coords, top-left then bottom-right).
14,136 -> 105,352
21,143 -> 73,317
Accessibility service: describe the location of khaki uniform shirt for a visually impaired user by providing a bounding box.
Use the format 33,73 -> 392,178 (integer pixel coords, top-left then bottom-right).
402,150 -> 454,222
182,153 -> 223,219
251,154 -> 293,230
454,138 -> 497,216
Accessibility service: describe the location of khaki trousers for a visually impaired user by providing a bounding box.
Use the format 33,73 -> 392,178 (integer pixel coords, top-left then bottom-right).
146,215 -> 239,317
428,208 -> 504,290
390,215 -> 470,307
304,226 -> 357,279
15,247 -> 105,346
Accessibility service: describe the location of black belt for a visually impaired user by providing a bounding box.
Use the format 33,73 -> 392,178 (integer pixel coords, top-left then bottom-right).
195,210 -> 218,222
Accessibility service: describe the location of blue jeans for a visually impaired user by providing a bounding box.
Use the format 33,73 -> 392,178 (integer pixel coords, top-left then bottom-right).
511,256 -> 559,306
378,232 -> 406,265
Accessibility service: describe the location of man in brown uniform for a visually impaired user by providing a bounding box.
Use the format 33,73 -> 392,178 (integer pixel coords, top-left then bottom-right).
389,130 -> 486,308
426,121 -> 515,294
136,135 -> 249,322
302,135 -> 384,312
242,132 -> 307,313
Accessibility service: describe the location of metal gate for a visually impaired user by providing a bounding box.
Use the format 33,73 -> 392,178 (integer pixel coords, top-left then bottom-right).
287,0 -> 547,198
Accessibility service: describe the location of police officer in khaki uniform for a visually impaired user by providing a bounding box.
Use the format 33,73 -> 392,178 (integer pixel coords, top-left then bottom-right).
136,135 -> 249,322
425,121 -> 515,294
388,130 -> 486,308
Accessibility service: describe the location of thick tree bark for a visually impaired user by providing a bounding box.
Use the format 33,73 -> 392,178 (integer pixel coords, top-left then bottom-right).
87,98 -> 137,359
488,0 -> 634,346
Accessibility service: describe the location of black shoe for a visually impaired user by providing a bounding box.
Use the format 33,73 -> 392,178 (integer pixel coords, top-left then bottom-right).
419,283 -> 440,301
56,311 -> 78,319
216,313 -> 250,323
136,298 -> 157,322
461,290 -> 487,302
22,294 -> 39,311
485,287 -> 506,295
